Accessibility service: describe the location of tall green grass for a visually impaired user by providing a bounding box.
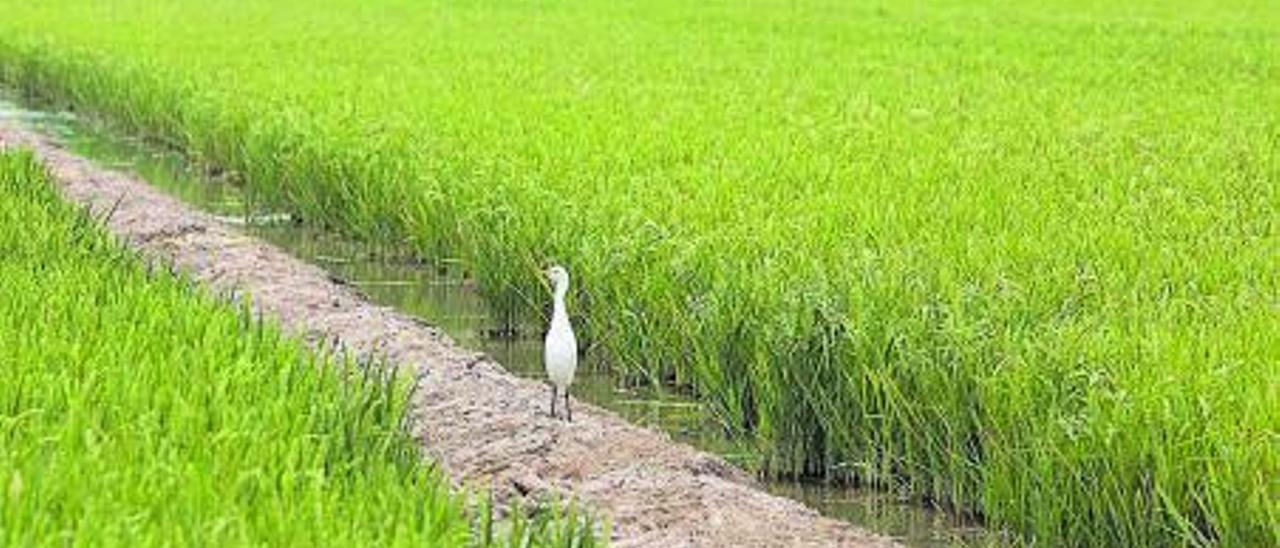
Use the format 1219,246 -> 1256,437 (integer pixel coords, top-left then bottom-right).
0,1 -> 1276,544
0,150 -> 598,547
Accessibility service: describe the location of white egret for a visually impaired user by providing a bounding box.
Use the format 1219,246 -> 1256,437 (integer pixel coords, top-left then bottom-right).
544,265 -> 578,421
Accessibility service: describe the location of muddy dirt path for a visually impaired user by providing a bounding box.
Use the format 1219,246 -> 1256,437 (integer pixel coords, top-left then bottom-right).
1,122 -> 895,548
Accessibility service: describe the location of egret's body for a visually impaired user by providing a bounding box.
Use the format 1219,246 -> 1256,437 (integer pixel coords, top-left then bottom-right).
544,266 -> 577,421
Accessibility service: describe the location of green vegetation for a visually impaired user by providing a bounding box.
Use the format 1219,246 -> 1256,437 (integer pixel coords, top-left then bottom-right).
0,150 -> 597,546
0,1 -> 1276,544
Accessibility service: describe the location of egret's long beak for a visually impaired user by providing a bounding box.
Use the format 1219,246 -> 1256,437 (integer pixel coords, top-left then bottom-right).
536,265 -> 553,292
519,254 -> 551,290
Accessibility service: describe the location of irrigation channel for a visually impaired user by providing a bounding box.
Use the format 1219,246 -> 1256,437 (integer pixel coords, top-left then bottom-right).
1,93 -> 999,547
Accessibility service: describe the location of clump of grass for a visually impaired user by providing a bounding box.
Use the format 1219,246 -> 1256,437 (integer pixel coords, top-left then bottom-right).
1,1 -> 1277,544
0,150 -> 599,546
474,496 -> 604,548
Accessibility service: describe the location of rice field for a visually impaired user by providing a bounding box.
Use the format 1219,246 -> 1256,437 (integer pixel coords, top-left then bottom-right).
0,0 -> 1276,544
0,149 -> 595,546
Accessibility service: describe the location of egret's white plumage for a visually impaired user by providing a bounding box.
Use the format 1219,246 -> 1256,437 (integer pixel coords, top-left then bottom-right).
544,265 -> 577,421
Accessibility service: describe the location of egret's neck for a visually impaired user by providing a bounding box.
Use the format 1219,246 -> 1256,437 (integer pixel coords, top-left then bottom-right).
551,282 -> 569,321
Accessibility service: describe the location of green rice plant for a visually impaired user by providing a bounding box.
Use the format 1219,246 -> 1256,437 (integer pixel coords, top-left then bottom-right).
474,496 -> 603,548
0,1 -> 1276,544
0,149 -> 598,546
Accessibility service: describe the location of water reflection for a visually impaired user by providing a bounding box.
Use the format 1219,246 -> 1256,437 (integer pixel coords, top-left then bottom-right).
1,92 -> 1003,547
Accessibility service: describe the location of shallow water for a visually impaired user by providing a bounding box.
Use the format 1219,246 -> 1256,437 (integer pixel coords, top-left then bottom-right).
0,93 -> 1004,547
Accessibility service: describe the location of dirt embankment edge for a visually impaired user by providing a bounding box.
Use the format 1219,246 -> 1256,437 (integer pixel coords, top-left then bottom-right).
1,122 -> 896,548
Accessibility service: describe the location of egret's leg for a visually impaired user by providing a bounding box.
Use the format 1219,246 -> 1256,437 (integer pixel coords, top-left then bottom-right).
565,391 -> 572,422
549,385 -> 558,418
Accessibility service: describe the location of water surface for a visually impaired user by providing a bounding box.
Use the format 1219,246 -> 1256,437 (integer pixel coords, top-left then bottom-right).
0,93 -> 1004,547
